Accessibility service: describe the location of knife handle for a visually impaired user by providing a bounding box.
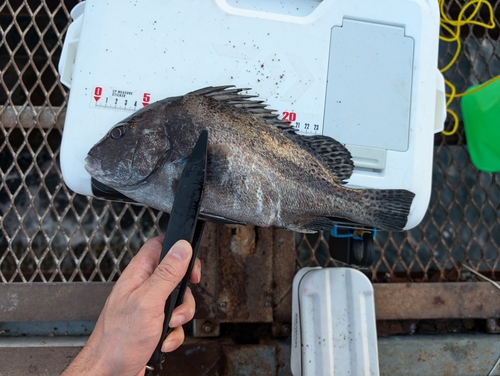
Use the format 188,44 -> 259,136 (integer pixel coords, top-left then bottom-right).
145,221 -> 206,375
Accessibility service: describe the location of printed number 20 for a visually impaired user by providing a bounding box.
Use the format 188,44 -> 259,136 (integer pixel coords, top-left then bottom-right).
282,111 -> 297,123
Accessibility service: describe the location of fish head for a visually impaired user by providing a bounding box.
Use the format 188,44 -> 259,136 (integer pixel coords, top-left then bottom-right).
85,103 -> 171,187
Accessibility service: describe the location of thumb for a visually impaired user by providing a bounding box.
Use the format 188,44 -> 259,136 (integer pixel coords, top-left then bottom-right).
143,240 -> 192,302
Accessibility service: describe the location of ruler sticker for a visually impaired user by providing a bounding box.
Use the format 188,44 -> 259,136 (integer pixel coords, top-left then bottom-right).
91,86 -> 152,112
280,110 -> 322,135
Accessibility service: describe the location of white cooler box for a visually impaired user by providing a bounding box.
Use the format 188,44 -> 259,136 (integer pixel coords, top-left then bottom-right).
59,0 -> 445,230
291,267 -> 379,376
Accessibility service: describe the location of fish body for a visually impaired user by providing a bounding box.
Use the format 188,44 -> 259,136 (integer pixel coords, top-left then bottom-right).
85,86 -> 415,233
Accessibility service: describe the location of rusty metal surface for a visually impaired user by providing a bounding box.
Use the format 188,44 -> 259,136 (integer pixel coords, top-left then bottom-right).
378,334 -> 500,376
217,226 -> 273,323
374,282 -> 500,320
272,228 -> 296,337
192,222 -> 221,336
192,225 -> 296,325
487,318 -> 500,334
221,344 -> 280,376
160,337 -> 226,376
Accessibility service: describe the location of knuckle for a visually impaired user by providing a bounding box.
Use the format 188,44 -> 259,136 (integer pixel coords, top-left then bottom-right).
154,260 -> 182,283
135,297 -> 151,315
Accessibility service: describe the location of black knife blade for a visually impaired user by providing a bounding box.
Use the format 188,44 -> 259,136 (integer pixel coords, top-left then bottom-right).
145,129 -> 208,374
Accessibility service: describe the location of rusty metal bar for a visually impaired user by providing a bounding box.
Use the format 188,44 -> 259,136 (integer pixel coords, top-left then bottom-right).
1,334 -> 500,376
0,337 -> 292,376
217,225 -> 274,323
0,337 -> 85,376
378,334 -> 500,376
2,282 -> 500,323
374,282 -> 500,320
0,283 -> 112,322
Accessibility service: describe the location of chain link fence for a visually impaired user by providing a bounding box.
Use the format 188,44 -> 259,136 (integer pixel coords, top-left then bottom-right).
1,0 -> 499,283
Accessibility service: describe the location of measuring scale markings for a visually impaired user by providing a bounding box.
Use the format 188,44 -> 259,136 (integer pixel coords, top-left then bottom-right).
91,86 -> 151,111
280,110 -> 322,135
89,87 -> 322,134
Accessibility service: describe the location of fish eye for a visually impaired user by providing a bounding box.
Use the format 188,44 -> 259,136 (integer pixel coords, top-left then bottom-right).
110,126 -> 125,140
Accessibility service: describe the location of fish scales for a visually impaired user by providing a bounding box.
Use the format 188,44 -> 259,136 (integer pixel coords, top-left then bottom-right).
85,86 -> 415,233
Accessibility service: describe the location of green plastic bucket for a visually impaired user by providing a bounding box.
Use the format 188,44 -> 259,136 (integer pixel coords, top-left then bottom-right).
461,76 -> 500,173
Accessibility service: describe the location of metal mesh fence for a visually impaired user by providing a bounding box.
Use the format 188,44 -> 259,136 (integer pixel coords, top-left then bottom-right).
1,0 -> 499,283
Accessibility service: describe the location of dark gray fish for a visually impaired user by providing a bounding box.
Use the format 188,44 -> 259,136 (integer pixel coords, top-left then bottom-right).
85,86 -> 415,233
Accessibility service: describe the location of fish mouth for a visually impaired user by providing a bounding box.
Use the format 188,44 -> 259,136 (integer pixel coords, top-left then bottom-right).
84,155 -> 101,174
84,155 -> 134,187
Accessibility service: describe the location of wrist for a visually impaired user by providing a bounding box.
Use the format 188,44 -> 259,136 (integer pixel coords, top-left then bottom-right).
62,334 -> 115,376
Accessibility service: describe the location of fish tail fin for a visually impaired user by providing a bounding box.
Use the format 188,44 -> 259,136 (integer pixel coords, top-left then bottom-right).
290,188 -> 415,233
358,188 -> 416,231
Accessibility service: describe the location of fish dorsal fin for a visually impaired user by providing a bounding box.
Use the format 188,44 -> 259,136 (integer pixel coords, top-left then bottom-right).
188,86 -> 285,126
189,86 -> 354,183
280,130 -> 354,184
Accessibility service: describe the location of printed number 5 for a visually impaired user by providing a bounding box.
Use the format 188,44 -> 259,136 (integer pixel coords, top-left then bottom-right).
143,93 -> 151,103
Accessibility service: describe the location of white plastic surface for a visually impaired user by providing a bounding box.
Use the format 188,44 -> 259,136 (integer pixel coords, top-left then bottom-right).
325,19 -> 414,152
346,145 -> 387,171
57,5 -> 84,88
434,70 -> 446,133
291,267 -> 379,376
59,0 -> 445,229
70,1 -> 86,19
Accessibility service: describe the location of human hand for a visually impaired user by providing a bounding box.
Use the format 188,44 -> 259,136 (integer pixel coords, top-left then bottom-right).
62,236 -> 201,376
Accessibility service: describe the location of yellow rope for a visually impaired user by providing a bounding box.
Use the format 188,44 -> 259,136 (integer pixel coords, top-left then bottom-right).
438,0 -> 496,136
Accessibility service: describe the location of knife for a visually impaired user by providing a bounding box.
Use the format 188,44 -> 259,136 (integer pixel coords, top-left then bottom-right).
144,129 -> 208,375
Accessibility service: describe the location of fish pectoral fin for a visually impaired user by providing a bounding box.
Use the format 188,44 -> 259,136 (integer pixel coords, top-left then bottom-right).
283,225 -> 318,234
284,216 -> 339,233
206,144 -> 233,183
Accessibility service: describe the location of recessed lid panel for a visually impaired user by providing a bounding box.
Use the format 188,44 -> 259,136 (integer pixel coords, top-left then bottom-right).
324,19 -> 414,152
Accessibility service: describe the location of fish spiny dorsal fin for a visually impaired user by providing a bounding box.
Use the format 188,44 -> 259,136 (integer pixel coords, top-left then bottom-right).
280,132 -> 355,184
188,85 -> 253,100
188,86 -> 286,126
189,86 -> 354,183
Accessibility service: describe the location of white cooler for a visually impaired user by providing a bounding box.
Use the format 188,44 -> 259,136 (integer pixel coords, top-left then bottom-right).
59,0 -> 445,230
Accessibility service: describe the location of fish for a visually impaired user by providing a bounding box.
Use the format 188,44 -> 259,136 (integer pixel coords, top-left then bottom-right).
84,86 -> 415,233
